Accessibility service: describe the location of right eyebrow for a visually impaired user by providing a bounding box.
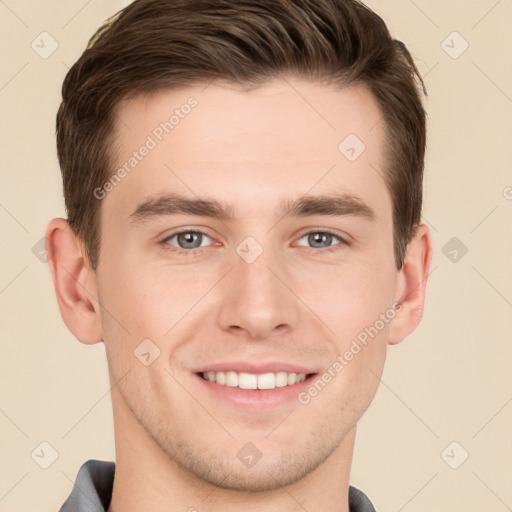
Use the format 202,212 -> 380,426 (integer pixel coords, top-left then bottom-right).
129,193 -> 235,225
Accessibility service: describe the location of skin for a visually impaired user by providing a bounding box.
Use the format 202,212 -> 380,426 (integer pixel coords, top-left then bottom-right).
46,78 -> 432,512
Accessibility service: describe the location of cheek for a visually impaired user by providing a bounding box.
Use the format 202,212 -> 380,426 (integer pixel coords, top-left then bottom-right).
321,265 -> 394,407
302,258 -> 397,340
98,254 -> 205,337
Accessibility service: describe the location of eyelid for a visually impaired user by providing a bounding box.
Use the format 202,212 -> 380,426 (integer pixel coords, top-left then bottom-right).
163,228 -> 212,239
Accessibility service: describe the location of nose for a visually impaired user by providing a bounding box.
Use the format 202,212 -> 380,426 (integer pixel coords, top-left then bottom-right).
216,245 -> 300,340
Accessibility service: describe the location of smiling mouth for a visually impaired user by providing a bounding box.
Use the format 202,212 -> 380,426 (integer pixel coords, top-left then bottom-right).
198,371 -> 316,390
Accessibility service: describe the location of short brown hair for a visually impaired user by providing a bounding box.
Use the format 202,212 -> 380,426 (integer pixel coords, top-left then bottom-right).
56,0 -> 426,270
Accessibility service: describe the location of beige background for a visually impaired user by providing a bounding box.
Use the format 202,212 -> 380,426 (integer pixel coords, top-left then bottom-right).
1,0 -> 511,511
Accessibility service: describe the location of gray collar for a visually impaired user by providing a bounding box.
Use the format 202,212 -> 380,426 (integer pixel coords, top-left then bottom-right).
59,459 -> 376,512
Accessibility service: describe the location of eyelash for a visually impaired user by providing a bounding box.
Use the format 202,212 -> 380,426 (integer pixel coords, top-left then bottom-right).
160,228 -> 350,256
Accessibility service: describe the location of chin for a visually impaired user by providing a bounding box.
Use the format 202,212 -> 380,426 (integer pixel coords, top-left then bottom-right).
183,453 -> 323,492
156,428 -> 345,493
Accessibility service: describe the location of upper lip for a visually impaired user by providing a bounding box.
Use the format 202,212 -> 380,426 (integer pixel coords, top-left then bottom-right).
192,361 -> 318,375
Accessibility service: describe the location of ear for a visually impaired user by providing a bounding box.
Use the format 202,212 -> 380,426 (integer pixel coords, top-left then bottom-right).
45,218 -> 103,344
388,224 -> 432,345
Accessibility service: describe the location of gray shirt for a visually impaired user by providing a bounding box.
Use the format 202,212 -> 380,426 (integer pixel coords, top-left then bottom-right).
59,459 -> 376,512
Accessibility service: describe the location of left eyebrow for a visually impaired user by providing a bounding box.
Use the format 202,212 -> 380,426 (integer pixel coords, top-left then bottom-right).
278,193 -> 376,221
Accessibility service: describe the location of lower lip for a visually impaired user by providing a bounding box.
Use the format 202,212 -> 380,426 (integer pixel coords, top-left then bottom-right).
195,373 -> 316,408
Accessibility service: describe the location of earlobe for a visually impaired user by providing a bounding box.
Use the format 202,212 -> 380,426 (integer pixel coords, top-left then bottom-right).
388,224 -> 432,345
45,218 -> 103,345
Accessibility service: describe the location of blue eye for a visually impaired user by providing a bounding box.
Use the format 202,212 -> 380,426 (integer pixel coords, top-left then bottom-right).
163,231 -> 213,250
297,231 -> 345,250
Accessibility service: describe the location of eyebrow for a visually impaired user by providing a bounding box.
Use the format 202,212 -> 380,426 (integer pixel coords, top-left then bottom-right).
128,192 -> 376,225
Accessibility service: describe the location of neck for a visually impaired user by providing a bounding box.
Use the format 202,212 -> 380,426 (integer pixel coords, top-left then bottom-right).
107,391 -> 356,512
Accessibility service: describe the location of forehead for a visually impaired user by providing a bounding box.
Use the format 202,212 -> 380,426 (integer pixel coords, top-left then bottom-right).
107,78 -> 389,218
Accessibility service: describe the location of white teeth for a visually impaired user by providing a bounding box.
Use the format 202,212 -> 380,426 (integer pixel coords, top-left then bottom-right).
201,370 -> 308,389
239,372 -> 258,390
225,371 -> 238,387
275,372 -> 288,387
257,372 -> 275,389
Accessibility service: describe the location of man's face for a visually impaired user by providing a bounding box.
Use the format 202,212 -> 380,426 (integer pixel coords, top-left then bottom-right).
95,79 -> 400,490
